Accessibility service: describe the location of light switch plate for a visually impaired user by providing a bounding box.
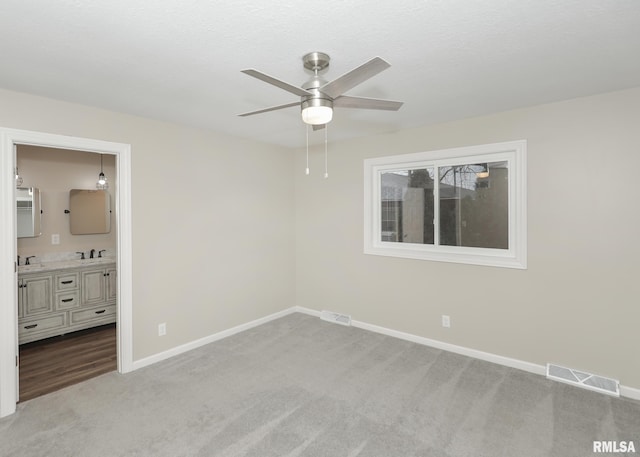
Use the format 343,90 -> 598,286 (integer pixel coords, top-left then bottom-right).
51,234 -> 60,245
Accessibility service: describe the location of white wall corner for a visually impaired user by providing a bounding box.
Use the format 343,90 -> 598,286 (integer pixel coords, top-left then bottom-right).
131,307 -> 301,371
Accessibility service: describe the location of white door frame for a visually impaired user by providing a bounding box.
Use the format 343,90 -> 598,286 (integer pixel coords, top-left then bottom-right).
0,128 -> 133,418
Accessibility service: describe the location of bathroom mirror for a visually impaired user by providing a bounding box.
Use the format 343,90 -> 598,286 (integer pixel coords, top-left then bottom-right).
69,189 -> 111,235
16,187 -> 42,238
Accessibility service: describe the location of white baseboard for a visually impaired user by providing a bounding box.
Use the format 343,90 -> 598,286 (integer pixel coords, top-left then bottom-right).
295,306 -> 640,400
351,317 -> 546,377
620,385 -> 640,401
131,307 -> 298,371
131,305 -> 640,401
293,306 -> 321,317
294,305 -> 543,375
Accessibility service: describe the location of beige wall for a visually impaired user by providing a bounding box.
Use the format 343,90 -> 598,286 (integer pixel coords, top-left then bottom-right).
17,145 -> 117,258
3,85 -> 639,391
295,87 -> 640,390
1,88 -> 296,360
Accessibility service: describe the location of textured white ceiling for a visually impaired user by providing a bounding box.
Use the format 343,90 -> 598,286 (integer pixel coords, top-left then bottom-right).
1,0 -> 639,148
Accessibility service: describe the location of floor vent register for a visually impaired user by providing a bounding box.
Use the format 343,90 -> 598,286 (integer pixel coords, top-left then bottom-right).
320,310 -> 352,326
546,363 -> 619,397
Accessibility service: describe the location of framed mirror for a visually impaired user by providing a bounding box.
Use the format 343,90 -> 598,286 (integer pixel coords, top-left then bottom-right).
69,189 -> 111,235
16,187 -> 42,238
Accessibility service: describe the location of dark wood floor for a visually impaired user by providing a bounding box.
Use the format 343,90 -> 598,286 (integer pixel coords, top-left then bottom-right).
19,324 -> 117,402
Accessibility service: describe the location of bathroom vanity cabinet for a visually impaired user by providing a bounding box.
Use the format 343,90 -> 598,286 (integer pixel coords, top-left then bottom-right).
17,262 -> 116,344
18,274 -> 54,319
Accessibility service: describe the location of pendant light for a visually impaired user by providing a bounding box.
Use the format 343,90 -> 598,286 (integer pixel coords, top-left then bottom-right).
96,154 -> 109,190
15,166 -> 23,187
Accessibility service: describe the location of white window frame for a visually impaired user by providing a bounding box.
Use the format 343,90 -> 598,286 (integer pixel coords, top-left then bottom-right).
364,140 -> 527,269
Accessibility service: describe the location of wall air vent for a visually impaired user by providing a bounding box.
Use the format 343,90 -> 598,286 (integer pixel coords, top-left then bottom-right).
320,310 -> 352,326
546,363 -> 620,397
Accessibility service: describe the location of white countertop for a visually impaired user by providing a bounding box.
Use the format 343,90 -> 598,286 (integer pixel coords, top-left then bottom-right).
18,257 -> 116,274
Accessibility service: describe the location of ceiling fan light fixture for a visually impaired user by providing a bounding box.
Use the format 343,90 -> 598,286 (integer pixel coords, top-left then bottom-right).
301,98 -> 333,125
475,163 -> 490,179
239,52 -> 402,127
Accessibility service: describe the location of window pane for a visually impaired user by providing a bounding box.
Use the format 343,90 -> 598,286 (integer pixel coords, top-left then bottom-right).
381,168 -> 435,244
439,161 -> 508,249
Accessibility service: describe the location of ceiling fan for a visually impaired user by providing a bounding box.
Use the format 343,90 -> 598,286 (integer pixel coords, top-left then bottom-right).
238,52 -> 403,129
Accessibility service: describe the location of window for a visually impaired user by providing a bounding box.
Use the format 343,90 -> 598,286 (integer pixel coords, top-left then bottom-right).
364,140 -> 527,269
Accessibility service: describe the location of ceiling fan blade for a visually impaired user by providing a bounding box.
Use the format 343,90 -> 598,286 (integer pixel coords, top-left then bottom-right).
319,57 -> 391,99
238,101 -> 300,117
312,124 -> 326,131
334,95 -> 403,111
241,69 -> 312,97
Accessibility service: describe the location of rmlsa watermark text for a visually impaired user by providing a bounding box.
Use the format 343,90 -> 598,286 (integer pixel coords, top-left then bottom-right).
593,441 -> 636,453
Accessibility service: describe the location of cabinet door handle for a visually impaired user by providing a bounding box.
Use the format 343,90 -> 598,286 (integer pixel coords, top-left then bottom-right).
62,298 -> 74,303
24,324 -> 38,329
95,310 -> 106,314
61,280 -> 73,284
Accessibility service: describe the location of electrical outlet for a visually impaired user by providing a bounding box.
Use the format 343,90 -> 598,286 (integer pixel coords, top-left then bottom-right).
442,315 -> 451,328
51,234 -> 60,245
158,323 -> 166,336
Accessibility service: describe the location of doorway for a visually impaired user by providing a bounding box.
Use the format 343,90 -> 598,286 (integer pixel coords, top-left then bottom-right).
16,145 -> 118,401
0,128 -> 133,418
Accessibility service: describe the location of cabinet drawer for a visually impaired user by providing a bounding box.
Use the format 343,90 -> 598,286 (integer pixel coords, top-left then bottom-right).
56,273 -> 79,291
19,313 -> 66,335
56,291 -> 79,310
70,304 -> 116,325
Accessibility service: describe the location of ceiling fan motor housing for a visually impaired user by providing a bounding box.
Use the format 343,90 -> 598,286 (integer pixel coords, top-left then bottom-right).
301,93 -> 333,108
301,79 -> 333,123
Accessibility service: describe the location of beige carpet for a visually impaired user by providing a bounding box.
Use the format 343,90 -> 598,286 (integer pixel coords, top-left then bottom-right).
1,312 -> 638,456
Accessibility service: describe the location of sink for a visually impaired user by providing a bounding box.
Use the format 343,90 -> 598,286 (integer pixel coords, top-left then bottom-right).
81,257 -> 113,264
18,263 -> 45,273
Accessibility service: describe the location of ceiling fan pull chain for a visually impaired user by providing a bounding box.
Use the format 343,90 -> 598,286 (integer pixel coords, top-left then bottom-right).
305,124 -> 310,175
324,125 -> 329,179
